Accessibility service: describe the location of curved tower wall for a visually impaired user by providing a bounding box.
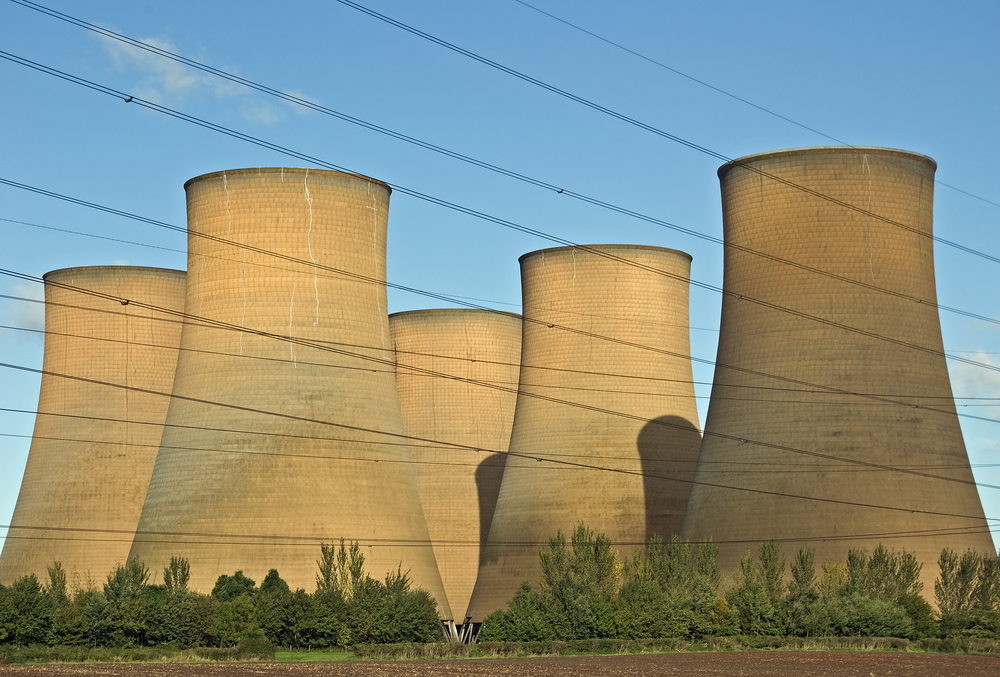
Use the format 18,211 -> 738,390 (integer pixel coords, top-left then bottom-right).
0,266 -> 186,584
390,309 -> 522,623
129,168 -> 450,616
467,245 -> 702,620
682,147 -> 994,594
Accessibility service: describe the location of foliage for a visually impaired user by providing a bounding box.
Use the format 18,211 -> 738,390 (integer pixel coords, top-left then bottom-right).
0,575 -> 51,646
162,556 -> 191,594
725,544 -> 785,636
935,547 -> 1000,638
99,558 -> 151,647
8,535 -> 1000,649
316,540 -> 365,599
482,529 -> 727,641
211,571 -> 257,602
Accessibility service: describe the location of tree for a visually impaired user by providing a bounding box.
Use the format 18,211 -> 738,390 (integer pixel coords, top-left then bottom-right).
538,526 -> 621,639
212,571 -> 257,602
725,544 -> 785,636
316,540 -> 365,599
0,575 -> 52,646
256,569 -> 293,645
163,556 -> 191,594
936,547 -> 1000,637
381,567 -> 441,643
102,557 -> 151,647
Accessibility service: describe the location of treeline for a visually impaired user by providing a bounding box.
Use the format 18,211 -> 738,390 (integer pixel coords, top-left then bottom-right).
480,526 -> 1000,641
0,541 -> 441,648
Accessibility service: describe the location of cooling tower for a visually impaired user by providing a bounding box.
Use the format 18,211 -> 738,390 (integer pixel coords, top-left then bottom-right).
467,245 -> 702,620
129,168 -> 450,617
390,309 -> 522,622
682,147 -> 994,594
0,266 -> 186,585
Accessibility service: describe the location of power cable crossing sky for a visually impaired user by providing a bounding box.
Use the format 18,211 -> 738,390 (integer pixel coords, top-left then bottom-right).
0,0 -> 997,552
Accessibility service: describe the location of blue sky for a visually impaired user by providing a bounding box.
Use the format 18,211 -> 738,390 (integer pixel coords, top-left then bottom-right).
1,0 -> 998,557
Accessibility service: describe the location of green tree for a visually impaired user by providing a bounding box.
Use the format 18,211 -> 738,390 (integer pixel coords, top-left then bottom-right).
846,544 -> 932,637
537,526 -> 621,639
478,582 -> 559,642
785,547 -> 824,636
0,575 -> 52,646
212,571 -> 257,602
381,567 -> 441,643
725,545 -> 785,636
316,540 -> 365,599
101,557 -> 151,647
162,556 -> 191,594
256,569 -> 293,645
936,547 -> 1000,637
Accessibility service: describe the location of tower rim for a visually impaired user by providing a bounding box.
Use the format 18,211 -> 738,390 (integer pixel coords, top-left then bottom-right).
718,146 -> 937,180
43,265 -> 186,280
518,244 -> 692,265
389,308 -> 522,321
183,167 -> 392,194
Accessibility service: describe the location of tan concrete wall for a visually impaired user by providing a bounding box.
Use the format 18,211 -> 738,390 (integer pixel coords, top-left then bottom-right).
129,168 -> 450,616
0,266 -> 186,585
467,245 -> 702,620
682,147 -> 995,596
390,309 -> 522,622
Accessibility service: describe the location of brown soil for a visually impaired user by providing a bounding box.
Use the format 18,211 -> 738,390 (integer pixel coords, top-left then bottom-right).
2,652 -> 999,677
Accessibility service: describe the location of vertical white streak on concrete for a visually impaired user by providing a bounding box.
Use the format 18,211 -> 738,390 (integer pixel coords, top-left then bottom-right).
289,282 -> 297,366
572,249 -> 576,289
304,169 -> 319,326
194,214 -> 205,318
240,234 -> 247,356
281,167 -> 284,183
863,154 -> 875,283
223,172 -> 232,239
366,181 -> 387,356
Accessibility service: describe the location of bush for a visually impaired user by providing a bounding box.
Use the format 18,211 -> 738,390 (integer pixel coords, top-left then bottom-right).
212,571 -> 257,602
233,628 -> 276,659
0,575 -> 51,646
725,545 -> 785,636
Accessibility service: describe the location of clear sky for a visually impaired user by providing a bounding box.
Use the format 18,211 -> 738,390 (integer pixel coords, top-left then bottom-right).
1,0 -> 998,558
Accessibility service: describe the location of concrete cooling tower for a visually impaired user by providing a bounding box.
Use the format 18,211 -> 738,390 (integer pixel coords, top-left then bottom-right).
467,245 -> 702,620
390,309 -> 522,623
0,266 -> 186,584
682,147 -> 994,594
129,168 -> 450,617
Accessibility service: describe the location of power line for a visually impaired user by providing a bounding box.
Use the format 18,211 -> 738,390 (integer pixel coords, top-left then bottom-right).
4,319 -> 999,409
0,520 -> 995,550
0,216 -> 185,254
510,0 -> 1000,212
3,50 -> 1000,377
4,51 -> 1000,380
7,264 -> 1000,434
0,295 -> 981,402
329,0 -> 1000,259
1,275 -> 997,500
1,9 -> 998,300
4,430 -> 996,472
3,186 -> 1000,420
0,58 -> 994,500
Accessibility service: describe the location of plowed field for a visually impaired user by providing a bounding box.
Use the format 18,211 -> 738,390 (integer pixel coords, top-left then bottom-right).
2,652 -> 999,676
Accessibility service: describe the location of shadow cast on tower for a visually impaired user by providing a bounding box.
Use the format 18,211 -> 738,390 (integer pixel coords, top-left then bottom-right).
636,415 -> 702,545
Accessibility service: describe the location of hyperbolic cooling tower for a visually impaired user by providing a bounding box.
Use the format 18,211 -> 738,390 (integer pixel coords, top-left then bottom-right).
390,309 -> 522,623
129,168 -> 450,616
682,147 -> 995,594
0,266 -> 186,584
467,245 -> 703,620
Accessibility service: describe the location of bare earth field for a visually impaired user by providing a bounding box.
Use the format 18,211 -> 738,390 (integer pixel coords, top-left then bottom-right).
2,653 -> 1000,677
